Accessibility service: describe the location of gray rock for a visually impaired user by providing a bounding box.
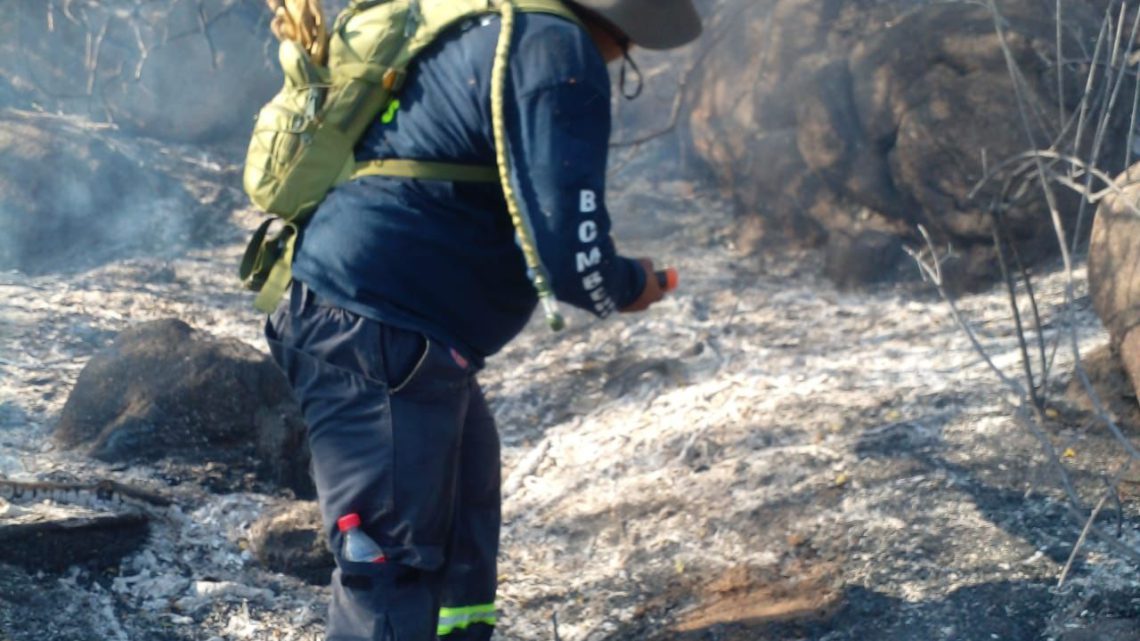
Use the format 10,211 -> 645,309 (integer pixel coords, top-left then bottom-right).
689,0 -> 1126,290
689,0 -> 910,251
823,229 -> 904,289
935,244 -> 1000,298
850,2 -> 1102,245
1089,164 -> 1140,406
1065,344 -> 1140,431
731,128 -> 830,245
53,319 -> 313,498
1090,165 -> 1140,347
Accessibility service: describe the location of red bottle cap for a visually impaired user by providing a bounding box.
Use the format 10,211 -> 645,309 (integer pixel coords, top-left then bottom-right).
656,268 -> 680,292
337,513 -> 362,532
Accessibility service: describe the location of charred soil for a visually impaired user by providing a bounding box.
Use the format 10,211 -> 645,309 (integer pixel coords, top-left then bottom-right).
1,144 -> 1140,641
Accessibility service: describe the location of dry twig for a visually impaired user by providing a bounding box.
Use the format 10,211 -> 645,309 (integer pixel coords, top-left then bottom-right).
918,0 -> 1140,578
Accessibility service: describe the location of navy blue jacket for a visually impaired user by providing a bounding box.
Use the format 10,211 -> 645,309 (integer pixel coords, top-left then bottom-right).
290,12 -> 645,364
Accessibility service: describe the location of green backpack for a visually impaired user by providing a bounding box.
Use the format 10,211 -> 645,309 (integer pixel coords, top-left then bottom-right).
240,0 -> 580,329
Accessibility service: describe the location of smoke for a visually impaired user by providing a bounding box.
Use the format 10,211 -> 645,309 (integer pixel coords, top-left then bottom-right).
0,1 -> 277,123
0,0 -> 282,275
0,113 -> 215,275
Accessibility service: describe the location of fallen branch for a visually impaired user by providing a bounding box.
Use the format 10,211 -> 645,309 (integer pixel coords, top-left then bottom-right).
503,438 -> 552,497
0,479 -> 173,509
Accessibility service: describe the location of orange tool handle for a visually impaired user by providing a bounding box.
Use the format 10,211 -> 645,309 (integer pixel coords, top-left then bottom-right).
655,268 -> 679,292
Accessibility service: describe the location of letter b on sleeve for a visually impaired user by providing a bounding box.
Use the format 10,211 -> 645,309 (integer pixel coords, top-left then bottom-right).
579,190 -> 597,213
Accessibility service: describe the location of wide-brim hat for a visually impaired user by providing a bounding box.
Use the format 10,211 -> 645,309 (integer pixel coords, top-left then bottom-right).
570,0 -> 701,50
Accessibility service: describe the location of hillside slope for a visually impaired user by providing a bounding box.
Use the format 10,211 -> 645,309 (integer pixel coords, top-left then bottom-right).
1,149 -> 1138,641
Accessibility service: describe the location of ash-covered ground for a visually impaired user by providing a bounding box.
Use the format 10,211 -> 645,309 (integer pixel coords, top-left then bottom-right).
2,142 -> 1140,641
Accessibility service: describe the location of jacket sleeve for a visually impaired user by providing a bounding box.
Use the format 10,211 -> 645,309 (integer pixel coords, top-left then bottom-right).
500,18 -> 646,317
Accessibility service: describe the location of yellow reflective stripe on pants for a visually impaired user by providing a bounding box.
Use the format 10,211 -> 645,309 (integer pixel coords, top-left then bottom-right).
437,603 -> 497,635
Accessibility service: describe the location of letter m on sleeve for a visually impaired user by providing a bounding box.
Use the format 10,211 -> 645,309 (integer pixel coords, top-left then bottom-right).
576,247 -> 601,273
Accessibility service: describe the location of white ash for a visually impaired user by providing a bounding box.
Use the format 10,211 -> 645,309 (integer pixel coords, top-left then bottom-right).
1,146 -> 1138,639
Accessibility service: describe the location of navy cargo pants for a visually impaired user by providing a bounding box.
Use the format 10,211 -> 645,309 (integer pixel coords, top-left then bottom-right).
266,282 -> 500,641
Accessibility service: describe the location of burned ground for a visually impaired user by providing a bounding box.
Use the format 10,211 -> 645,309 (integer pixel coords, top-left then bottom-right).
2,136 -> 1139,640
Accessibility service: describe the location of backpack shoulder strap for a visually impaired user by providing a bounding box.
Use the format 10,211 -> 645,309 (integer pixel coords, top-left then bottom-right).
341,0 -> 582,330
509,0 -> 582,26
397,0 -> 582,70
347,0 -> 584,186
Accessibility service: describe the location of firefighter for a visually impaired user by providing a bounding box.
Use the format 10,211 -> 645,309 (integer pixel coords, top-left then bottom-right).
265,1 -> 701,639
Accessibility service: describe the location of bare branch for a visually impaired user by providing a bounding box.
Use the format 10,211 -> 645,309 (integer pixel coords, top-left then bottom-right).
1057,488 -> 1111,588
1072,10 -> 1111,167
905,227 -> 1081,506
609,2 -> 741,149
905,227 -> 1029,399
969,150 -> 1140,217
85,16 -> 109,97
1069,2 -> 1140,255
1056,0 -> 1064,125
990,213 -> 1041,408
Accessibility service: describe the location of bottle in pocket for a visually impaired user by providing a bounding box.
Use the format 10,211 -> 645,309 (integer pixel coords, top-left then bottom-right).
337,513 -> 387,563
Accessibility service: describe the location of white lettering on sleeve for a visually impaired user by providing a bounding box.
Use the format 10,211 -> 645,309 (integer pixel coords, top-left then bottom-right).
579,189 -> 597,213
576,247 -> 602,273
578,221 -> 598,244
582,272 -> 603,290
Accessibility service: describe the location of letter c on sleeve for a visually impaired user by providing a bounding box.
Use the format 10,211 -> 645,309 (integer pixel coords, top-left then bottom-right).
578,220 -> 598,243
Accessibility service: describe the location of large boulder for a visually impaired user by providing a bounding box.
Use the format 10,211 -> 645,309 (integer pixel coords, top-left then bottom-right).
1,0 -> 278,144
845,2 -> 1103,244
689,0 -> 909,250
53,319 -> 313,498
689,0 -> 1126,288
1089,164 -> 1140,405
0,111 -> 225,275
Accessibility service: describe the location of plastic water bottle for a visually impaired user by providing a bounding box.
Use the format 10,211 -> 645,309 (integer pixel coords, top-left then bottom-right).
337,513 -> 387,563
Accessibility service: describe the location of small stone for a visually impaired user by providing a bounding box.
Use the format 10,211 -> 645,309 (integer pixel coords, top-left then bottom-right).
248,501 -> 334,586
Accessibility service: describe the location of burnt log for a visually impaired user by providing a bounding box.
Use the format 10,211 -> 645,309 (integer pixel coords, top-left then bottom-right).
0,503 -> 148,572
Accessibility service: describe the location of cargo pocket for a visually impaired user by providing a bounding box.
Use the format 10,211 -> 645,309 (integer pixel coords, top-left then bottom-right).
331,561 -> 435,641
386,329 -> 431,394
291,346 -> 396,520
388,339 -> 470,401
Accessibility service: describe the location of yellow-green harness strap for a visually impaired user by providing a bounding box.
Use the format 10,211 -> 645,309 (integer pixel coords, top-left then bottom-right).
511,0 -> 582,25
252,223 -> 299,313
490,0 -> 565,330
245,159 -> 499,313
352,159 -> 499,182
247,0 -> 580,319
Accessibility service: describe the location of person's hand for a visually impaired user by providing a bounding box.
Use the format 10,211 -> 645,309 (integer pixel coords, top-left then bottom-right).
620,258 -> 666,313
